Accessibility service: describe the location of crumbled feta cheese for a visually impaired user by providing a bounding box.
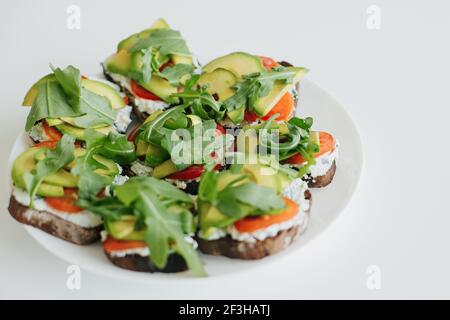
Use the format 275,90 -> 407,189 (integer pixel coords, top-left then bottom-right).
114,106 -> 132,133
130,161 -> 153,176
29,122 -> 48,142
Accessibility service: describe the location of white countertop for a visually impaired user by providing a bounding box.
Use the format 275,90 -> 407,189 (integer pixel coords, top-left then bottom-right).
1,0 -> 449,299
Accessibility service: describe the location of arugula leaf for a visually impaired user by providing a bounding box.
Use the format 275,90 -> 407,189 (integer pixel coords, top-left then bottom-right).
51,65 -> 81,107
159,63 -> 194,86
130,29 -> 191,56
223,68 -> 297,113
197,170 -> 217,203
25,82 -> 81,131
111,177 -> 205,275
77,196 -> 129,221
72,129 -> 131,199
24,135 -> 75,207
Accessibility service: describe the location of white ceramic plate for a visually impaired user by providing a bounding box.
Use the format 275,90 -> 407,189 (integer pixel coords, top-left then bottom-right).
8,78 -> 363,282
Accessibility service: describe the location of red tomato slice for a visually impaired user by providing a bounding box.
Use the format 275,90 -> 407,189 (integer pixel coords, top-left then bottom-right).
261,92 -> 294,121
122,96 -> 129,105
167,164 -> 221,180
216,123 -> 226,135
42,120 -> 63,141
128,124 -> 141,142
234,197 -> 299,232
259,56 -> 280,70
283,132 -> 335,165
244,111 -> 259,122
45,188 -> 83,213
103,236 -> 146,253
130,79 -> 162,101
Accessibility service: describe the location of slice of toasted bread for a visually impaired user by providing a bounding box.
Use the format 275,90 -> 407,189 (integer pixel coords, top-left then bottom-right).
304,160 -> 336,188
197,190 -> 311,260
8,195 -> 101,245
104,250 -> 188,273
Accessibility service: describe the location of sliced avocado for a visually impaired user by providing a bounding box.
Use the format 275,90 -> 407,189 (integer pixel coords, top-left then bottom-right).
198,68 -> 237,101
136,139 -> 150,157
227,107 -> 245,124
65,148 -> 86,170
105,50 -> 132,76
55,123 -> 112,141
106,215 -> 145,240
216,171 -> 249,191
22,74 -> 56,106
309,131 -> 320,146
144,144 -> 170,166
172,54 -> 192,65
202,52 -> 264,78
139,75 -> 178,101
117,18 -> 170,51
92,154 -> 119,177
46,118 -> 64,126
199,202 -> 233,229
81,78 -> 125,109
244,164 -> 282,193
11,148 -> 65,197
153,159 -> 178,178
276,171 -> 292,191
44,169 -> 78,187
253,67 -> 308,117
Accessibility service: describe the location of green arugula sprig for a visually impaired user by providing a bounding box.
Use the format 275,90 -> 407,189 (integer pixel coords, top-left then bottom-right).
169,75 -> 225,120
198,168 -> 286,224
128,29 -> 194,86
78,176 -> 206,276
72,129 -> 136,199
223,67 -> 297,114
24,135 -> 75,208
25,65 -> 117,131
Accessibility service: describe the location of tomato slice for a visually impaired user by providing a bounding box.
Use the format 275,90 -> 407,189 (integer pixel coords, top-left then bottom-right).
34,140 -> 58,148
103,235 -> 146,253
259,56 -> 279,70
130,79 -> 162,101
45,188 -> 83,213
122,96 -> 129,105
42,120 -> 62,141
261,92 -> 294,121
216,123 -> 226,135
128,124 -> 141,142
234,197 -> 299,232
168,164 -> 221,180
283,132 -> 335,165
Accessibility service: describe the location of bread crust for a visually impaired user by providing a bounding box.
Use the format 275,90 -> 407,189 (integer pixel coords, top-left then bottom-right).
197,190 -> 311,259
104,250 -> 188,273
8,195 -> 101,245
304,160 -> 336,188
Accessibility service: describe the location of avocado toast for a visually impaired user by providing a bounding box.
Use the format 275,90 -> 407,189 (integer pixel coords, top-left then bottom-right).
103,18 -> 197,121
196,163 -> 311,259
23,66 -> 132,146
9,128 -> 136,244
197,52 -> 308,128
77,176 -> 205,275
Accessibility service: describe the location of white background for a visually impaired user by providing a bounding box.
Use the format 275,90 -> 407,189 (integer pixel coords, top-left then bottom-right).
0,0 -> 449,299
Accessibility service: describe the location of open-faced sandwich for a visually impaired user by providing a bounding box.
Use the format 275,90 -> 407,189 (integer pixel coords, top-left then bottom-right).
125,107 -> 234,195
196,163 -> 311,259
22,65 -> 133,146
77,176 -> 205,275
8,130 -> 136,245
196,52 -> 308,127
103,18 -> 197,121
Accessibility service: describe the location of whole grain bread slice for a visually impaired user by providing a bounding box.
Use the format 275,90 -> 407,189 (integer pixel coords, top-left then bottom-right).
104,250 -> 188,273
303,160 -> 336,188
197,190 -> 311,260
8,195 -> 101,245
